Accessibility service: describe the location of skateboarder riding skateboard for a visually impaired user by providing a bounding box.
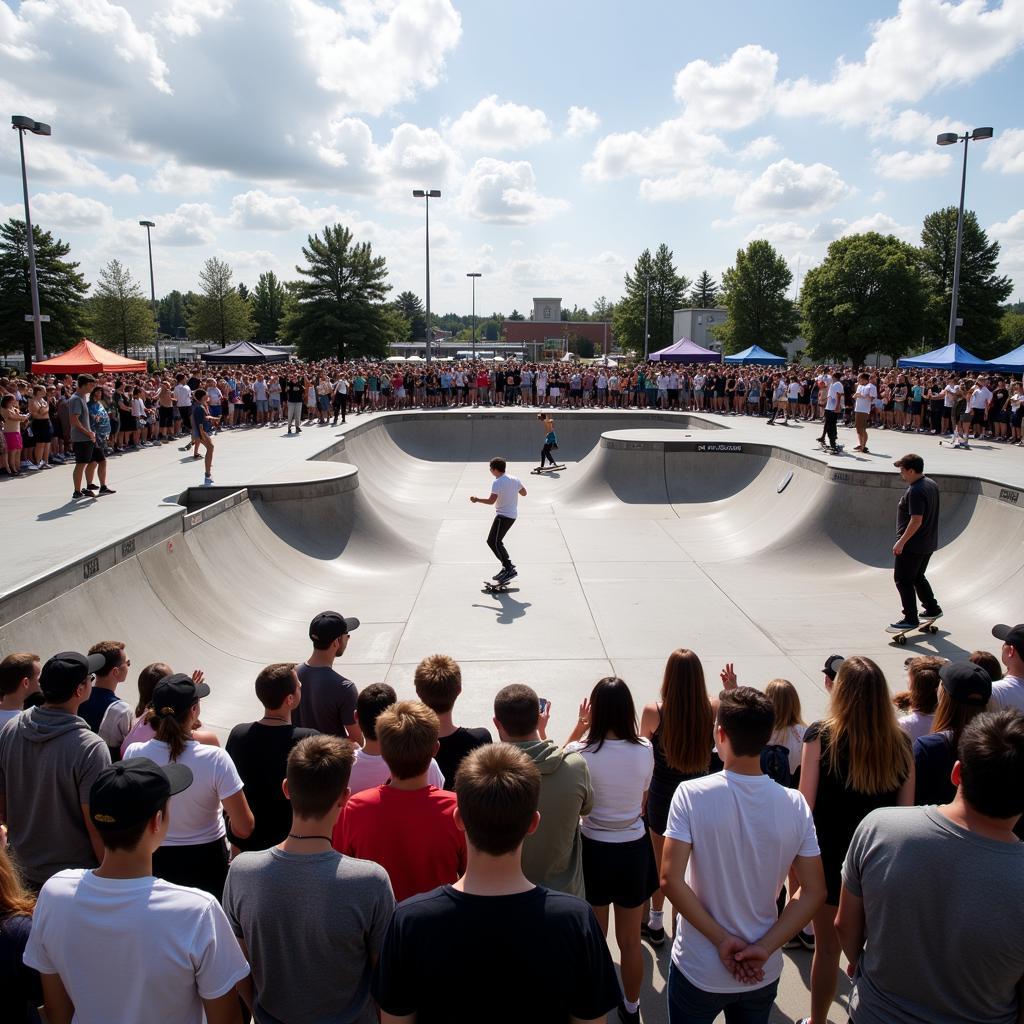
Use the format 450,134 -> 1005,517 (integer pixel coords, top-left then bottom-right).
470,457 -> 527,587
537,413 -> 560,470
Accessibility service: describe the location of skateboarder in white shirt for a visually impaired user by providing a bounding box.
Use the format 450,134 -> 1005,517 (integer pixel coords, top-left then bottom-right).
469,457 -> 527,585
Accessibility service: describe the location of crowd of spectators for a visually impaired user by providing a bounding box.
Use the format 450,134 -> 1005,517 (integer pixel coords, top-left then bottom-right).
1,359 -> 1020,483
1,614 -> 1023,1023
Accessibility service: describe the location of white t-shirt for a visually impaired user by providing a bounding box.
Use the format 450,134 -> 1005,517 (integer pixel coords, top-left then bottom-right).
969,386 -> 992,410
24,869 -> 249,1024
943,384 -> 960,408
173,383 -> 192,408
334,379 -> 349,396
990,675 -> 1024,712
348,750 -> 445,795
898,710 -> 935,742
788,382 -> 800,400
826,380 -> 844,412
565,738 -> 653,843
253,380 -> 268,400
124,738 -> 243,845
664,770 -> 819,993
490,474 -> 522,519
98,697 -> 135,751
769,724 -> 806,776
854,383 -> 877,414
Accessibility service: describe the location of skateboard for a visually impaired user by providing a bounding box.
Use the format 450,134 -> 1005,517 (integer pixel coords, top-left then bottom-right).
817,440 -> 844,453
531,464 -> 566,474
482,580 -> 518,593
886,617 -> 941,645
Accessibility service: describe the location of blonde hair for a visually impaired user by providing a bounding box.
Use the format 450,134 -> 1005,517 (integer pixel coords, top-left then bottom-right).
659,649 -> 713,774
765,678 -> 804,729
0,845 -> 35,920
823,656 -> 912,794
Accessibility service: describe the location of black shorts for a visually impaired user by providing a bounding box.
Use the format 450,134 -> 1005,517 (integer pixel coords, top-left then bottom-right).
971,408 -> 986,425
30,419 -> 51,442
581,833 -> 660,908
158,406 -> 175,428
72,440 -> 104,465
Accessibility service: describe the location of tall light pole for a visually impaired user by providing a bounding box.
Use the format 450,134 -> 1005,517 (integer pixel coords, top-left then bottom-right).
466,272 -> 481,360
139,220 -> 159,366
412,189 -> 441,361
643,276 -> 651,360
12,115 -> 51,364
936,127 -> 993,347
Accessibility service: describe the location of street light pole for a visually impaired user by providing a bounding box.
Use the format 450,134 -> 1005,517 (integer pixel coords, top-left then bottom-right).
139,220 -> 159,366
936,127 -> 993,347
643,276 -> 651,360
413,189 -> 441,361
12,115 -> 51,364
467,272 -> 481,361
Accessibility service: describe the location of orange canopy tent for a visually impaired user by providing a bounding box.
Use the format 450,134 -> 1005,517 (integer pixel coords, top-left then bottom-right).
31,339 -> 147,374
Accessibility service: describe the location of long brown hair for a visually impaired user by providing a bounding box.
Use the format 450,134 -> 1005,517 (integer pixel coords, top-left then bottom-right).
931,688 -> 987,751
823,656 -> 912,793
0,845 -> 35,920
659,649 -> 713,774
144,703 -> 195,762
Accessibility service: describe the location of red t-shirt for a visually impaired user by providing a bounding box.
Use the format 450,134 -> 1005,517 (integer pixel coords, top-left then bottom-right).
333,784 -> 467,902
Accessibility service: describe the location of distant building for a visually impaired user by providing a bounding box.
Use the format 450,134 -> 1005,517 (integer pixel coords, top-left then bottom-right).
671,308 -> 728,351
502,297 -> 613,360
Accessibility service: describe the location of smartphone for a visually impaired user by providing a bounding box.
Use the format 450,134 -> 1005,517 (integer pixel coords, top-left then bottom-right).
538,698 -> 549,714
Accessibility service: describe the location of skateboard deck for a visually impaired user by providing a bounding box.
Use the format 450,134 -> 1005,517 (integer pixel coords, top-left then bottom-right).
817,441 -> 844,453
886,617 -> 941,645
482,580 -> 518,593
531,465 -> 566,474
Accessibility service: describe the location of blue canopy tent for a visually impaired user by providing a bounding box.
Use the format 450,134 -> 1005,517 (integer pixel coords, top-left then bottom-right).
649,337 -> 720,363
723,344 -> 786,366
897,343 -> 987,372
985,343 -> 1024,375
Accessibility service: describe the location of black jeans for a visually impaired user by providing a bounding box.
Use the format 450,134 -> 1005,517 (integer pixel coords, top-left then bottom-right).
541,443 -> 558,466
894,550 -> 938,623
332,393 -> 347,423
487,515 -> 516,571
823,409 -> 838,447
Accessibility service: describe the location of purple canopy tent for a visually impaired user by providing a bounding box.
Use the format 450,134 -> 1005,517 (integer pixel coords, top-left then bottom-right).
649,337 -> 720,363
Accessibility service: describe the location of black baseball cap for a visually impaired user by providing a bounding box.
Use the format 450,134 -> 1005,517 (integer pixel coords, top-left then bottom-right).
823,654 -> 845,680
150,673 -> 210,719
992,623 -> 1024,659
40,651 -> 106,702
89,757 -> 193,830
939,662 -> 993,706
893,453 -> 924,472
309,611 -> 360,644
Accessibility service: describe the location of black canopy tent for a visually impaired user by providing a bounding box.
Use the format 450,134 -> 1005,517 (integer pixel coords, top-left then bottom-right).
201,341 -> 290,364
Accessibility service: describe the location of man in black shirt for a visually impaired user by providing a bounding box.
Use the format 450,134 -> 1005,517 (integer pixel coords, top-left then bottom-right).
284,375 -> 305,435
372,743 -> 621,1024
226,663 -> 318,851
890,453 -> 942,631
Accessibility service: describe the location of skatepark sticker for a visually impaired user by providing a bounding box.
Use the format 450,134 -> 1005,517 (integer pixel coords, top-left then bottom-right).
999,488 -> 1020,505
695,444 -> 742,453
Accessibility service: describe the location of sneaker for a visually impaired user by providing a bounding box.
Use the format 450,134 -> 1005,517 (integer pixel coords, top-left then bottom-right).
85,483 -> 98,491
295,427 -> 302,433
36,461 -> 48,469
797,929 -> 815,951
921,608 -> 943,620
640,921 -> 665,947
888,619 -> 919,631
97,485 -> 116,496
492,570 -> 506,581
71,490 -> 85,500
204,476 -> 214,486
23,461 -> 38,471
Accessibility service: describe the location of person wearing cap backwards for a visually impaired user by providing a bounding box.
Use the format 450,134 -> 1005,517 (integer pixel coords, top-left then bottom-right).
836,708 -> 1024,1024
23,757 -> 250,1024
293,611 -> 364,743
990,623 -> 1024,711
0,651 -> 111,890
125,674 -> 254,900
889,453 -> 942,633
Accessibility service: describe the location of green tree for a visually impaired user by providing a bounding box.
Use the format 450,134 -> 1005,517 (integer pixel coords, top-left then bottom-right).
237,281 -> 250,302
87,259 -> 156,356
714,240 -> 797,355
998,310 -> 1024,350
251,271 -> 289,343
690,270 -> 719,307
393,290 -> 426,341
508,308 -> 525,321
592,296 -> 615,321
919,207 -> 1013,357
613,245 -> 689,354
800,233 -> 927,367
0,218 -> 88,364
158,290 -> 187,337
187,257 -> 253,345
284,224 -> 392,361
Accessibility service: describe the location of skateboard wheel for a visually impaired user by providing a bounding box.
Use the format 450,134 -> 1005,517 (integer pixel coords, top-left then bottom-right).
927,625 -> 938,634
895,635 -> 906,645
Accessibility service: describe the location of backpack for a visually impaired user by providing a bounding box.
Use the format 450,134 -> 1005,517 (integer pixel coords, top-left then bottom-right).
760,744 -> 792,787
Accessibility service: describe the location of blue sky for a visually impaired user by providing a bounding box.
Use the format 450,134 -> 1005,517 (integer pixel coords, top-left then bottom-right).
2,0 -> 1023,317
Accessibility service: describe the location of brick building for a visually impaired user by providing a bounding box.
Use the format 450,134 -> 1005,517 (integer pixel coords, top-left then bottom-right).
502,297 -> 613,360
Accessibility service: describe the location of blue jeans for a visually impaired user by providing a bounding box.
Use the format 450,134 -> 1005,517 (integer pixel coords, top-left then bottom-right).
668,965 -> 779,1024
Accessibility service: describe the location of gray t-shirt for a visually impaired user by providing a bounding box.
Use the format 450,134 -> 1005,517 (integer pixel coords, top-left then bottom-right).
293,663 -> 358,737
68,393 -> 92,443
223,847 -> 394,1024
843,806 -> 1024,1024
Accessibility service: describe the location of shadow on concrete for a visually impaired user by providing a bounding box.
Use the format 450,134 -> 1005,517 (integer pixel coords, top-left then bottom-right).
473,588 -> 531,624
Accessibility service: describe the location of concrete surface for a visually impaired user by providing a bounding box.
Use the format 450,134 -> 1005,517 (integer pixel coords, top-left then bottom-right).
3,407 -> 1023,1023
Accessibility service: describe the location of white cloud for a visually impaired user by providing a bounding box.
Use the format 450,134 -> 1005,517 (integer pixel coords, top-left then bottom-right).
639,166 -> 748,203
584,119 -> 727,180
376,123 -> 457,182
874,149 -> 953,180
736,159 -> 851,215
984,128 -> 1024,173
874,109 -> 968,144
26,192 -> 113,229
736,135 -> 781,161
673,44 -> 778,131
448,95 -> 551,150
0,134 -> 138,193
156,0 -> 234,38
158,203 -> 218,246
843,212 -> 916,240
459,158 -> 568,224
565,105 -> 600,138
990,209 -> 1024,240
149,160 -> 227,194
227,191 -> 344,231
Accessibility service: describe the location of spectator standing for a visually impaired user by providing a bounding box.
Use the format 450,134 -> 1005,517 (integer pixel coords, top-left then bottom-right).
0,653 -> 41,728
125,674 -> 254,899
989,622 -> 1024,710
798,657 -> 914,1024
293,612 -> 364,742
190,388 -> 216,485
0,844 -> 41,1024
285,374 -> 305,434
173,372 -> 192,442
78,640 -> 134,759
371,743 -> 622,1024
334,700 -> 465,901
120,663 -> 220,756
224,735 -> 394,1024
493,683 -> 593,898
837,711 -> 1024,1024
893,656 -> 943,741
0,651 -> 110,889
24,757 -> 249,1024
765,678 -> 806,778
69,375 -> 114,501
225,663 -> 318,852
661,688 -> 826,1024
413,654 -> 491,788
